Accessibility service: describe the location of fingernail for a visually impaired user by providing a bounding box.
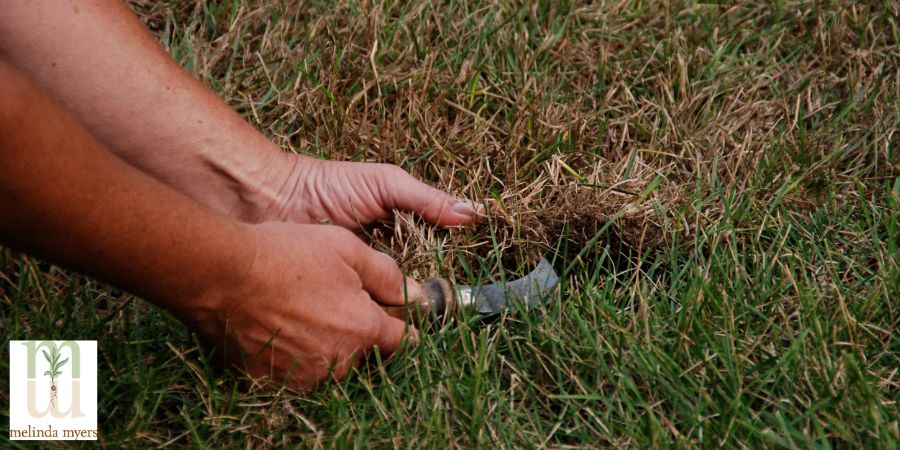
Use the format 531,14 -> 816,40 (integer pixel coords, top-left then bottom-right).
452,201 -> 485,217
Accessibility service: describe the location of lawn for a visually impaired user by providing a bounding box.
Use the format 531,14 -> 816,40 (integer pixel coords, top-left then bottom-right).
2,0 -> 898,447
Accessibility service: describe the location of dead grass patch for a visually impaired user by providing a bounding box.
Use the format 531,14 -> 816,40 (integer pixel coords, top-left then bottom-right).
126,1 -> 897,273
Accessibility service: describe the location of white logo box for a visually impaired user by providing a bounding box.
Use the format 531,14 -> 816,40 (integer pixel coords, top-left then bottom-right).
9,340 -> 98,441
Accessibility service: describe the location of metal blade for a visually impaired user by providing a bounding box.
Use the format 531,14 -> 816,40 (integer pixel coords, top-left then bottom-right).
455,258 -> 560,314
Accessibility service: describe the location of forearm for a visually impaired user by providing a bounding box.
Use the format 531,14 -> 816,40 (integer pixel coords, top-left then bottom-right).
0,61 -> 254,320
0,0 -> 290,219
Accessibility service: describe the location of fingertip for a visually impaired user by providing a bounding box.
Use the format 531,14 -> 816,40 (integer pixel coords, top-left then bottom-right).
382,167 -> 485,227
431,199 -> 485,227
450,200 -> 484,216
375,313 -> 409,354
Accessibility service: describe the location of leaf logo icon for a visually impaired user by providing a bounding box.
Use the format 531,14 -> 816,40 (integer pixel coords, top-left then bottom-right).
42,347 -> 68,410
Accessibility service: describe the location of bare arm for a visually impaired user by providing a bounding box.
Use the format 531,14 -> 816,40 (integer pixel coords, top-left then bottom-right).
0,60 -> 254,311
0,0 -> 484,227
0,61 -> 408,388
0,0 -> 284,219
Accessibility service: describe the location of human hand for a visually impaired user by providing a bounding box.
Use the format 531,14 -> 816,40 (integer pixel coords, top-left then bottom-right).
0,1 -> 483,231
186,221 -> 412,389
242,154 -> 485,230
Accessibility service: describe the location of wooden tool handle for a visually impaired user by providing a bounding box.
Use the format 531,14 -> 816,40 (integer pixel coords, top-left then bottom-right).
382,277 -> 455,323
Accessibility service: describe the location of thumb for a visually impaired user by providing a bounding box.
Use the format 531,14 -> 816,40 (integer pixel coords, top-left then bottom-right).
378,165 -> 484,227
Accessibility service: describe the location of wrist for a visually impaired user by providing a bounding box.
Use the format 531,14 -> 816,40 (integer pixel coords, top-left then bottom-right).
162,220 -> 259,332
192,137 -> 278,220
228,150 -> 320,224
200,142 -> 315,223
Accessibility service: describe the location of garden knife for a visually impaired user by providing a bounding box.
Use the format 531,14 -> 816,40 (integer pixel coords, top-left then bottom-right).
382,258 -> 559,323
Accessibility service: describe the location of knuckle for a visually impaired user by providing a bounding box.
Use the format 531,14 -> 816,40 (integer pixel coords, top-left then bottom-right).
368,164 -> 413,206
325,224 -> 354,240
362,321 -> 382,343
379,163 -> 409,179
377,163 -> 400,173
326,226 -> 363,254
359,309 -> 384,343
374,251 -> 400,274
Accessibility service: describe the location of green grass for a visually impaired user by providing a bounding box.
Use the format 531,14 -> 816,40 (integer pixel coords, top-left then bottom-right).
2,0 -> 899,447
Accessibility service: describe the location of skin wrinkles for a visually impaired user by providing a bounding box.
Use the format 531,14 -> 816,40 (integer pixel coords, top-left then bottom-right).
0,1 -> 482,389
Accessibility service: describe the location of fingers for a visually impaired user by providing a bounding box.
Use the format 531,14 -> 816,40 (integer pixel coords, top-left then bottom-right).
319,306 -> 415,385
354,244 -> 406,306
333,228 -> 406,306
327,227 -> 413,350
377,165 -> 485,227
372,307 -> 413,354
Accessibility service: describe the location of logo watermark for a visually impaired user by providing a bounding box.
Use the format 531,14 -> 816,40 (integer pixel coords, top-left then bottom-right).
9,341 -> 98,440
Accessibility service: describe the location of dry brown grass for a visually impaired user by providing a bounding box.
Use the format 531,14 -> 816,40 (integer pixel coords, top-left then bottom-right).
131,0 -> 897,277
1,1 -> 896,447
